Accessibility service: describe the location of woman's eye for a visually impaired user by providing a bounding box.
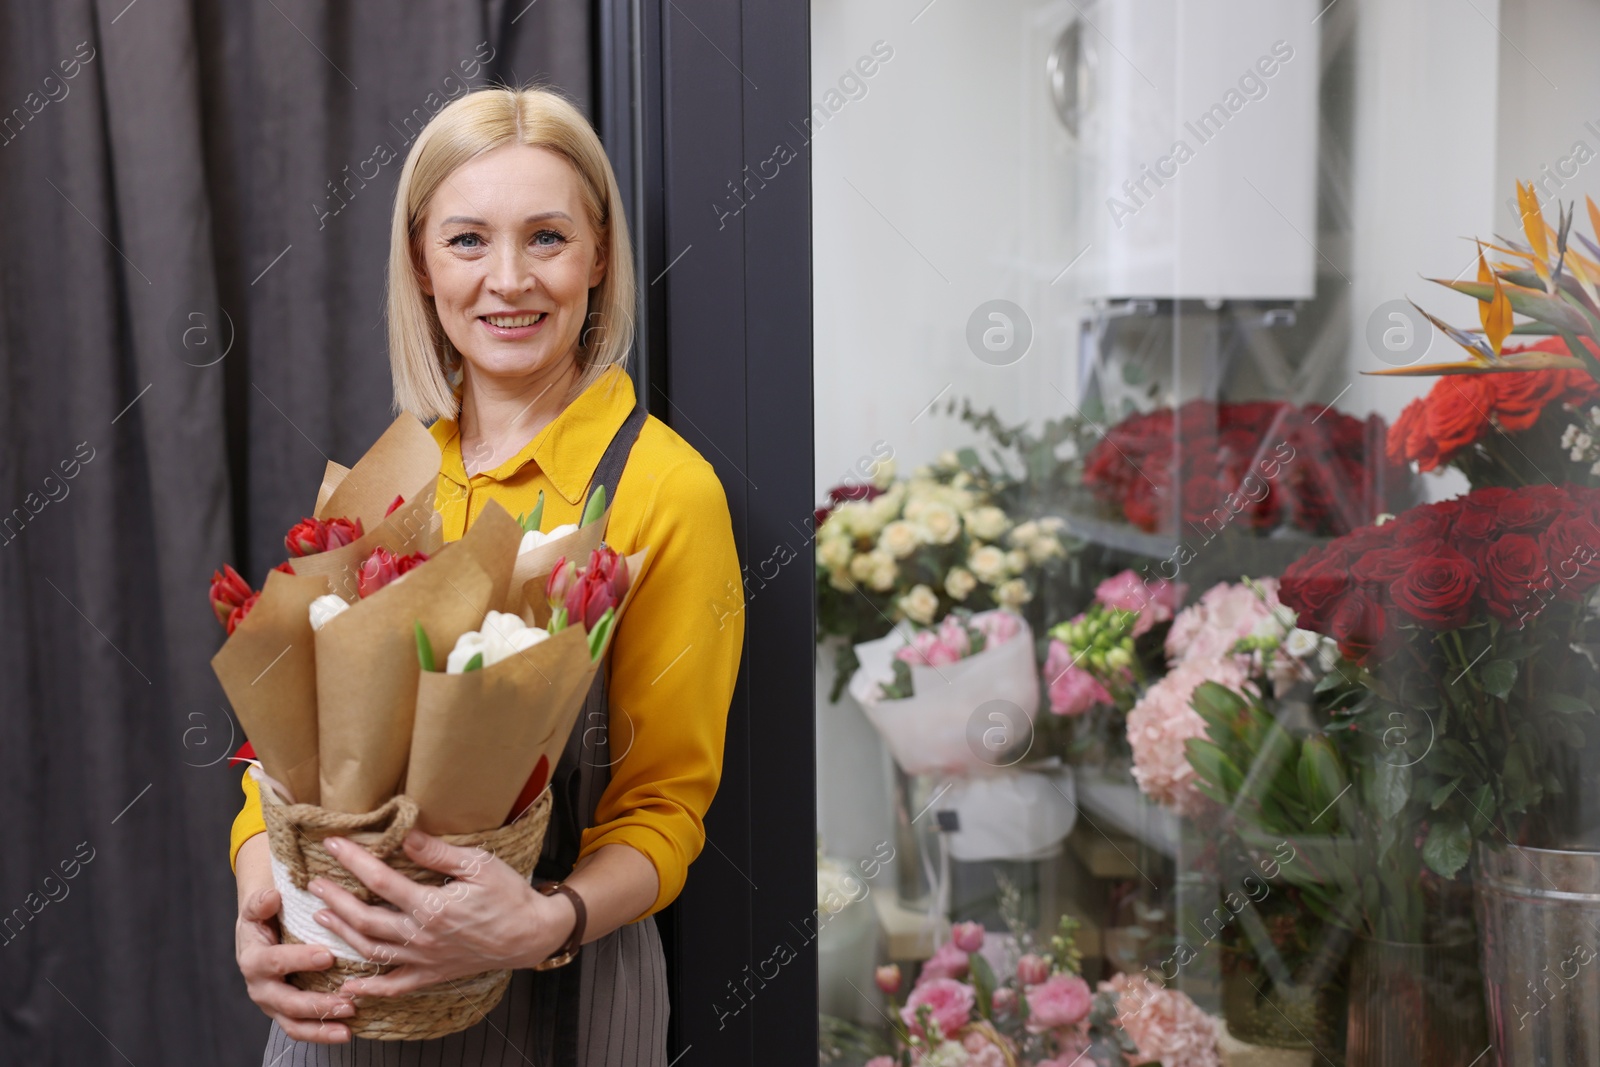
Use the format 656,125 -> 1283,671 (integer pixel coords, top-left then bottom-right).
446,232 -> 483,249
532,229 -> 566,249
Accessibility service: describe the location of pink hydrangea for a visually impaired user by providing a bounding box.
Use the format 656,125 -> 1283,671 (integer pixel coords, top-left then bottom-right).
1126,657 -> 1253,816
1102,973 -> 1220,1067
1025,974 -> 1093,1033
1095,569 -> 1187,636
1044,639 -> 1113,716
916,938 -> 971,985
970,609 -> 1021,646
1165,578 -> 1282,664
900,977 -> 976,1041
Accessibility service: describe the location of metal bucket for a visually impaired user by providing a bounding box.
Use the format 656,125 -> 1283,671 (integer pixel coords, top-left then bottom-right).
1475,842 -> 1600,1066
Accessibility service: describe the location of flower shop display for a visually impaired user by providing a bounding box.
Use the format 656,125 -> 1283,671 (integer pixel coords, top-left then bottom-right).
208,415 -> 644,1039
816,450 -> 1076,700
1082,399 -> 1412,539
869,913 -> 1221,1067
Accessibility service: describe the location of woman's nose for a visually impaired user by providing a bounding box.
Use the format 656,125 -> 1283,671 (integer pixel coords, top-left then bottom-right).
486,244 -> 538,296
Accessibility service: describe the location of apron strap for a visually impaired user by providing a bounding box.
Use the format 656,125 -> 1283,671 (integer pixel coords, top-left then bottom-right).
584,401 -> 647,518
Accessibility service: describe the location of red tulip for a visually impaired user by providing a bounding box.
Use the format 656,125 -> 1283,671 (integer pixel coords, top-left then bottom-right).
284,515 -> 363,557
546,557 -> 578,610
209,564 -> 254,628
356,546 -> 429,598
384,494 -> 405,517
272,560 -> 296,576
226,591 -> 260,636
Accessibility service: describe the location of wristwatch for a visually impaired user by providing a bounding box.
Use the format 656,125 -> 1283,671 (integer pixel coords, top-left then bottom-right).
533,881 -> 586,970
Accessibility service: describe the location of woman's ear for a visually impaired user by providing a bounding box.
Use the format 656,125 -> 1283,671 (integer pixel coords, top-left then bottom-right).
588,231 -> 607,289
412,243 -> 434,296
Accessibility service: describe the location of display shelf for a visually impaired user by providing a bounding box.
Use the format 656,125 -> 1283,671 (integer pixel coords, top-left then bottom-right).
1065,512 -> 1335,576
873,891 -> 945,962
1074,767 -> 1181,859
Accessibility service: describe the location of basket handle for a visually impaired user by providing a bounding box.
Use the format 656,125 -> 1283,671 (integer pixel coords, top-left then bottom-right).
279,793 -> 420,887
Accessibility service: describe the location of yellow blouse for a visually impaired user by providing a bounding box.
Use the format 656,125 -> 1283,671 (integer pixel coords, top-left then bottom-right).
229,366 -> 745,920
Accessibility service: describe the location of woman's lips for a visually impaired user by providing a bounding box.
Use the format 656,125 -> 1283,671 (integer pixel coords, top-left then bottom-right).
479,312 -> 548,339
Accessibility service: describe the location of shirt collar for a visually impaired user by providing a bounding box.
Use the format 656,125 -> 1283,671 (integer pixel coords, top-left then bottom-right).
431,365 -> 637,505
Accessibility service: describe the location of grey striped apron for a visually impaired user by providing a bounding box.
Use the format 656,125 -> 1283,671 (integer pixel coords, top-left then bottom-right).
262,404 -> 668,1067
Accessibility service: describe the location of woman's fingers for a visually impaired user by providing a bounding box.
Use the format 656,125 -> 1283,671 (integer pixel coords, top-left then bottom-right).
339,964 -> 434,999
311,907 -> 410,967
309,878 -> 417,947
257,942 -> 342,979
321,837 -> 422,909
400,830 -> 494,879
271,1013 -> 352,1045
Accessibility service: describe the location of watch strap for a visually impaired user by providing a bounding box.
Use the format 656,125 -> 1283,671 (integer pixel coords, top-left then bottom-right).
533,881 -> 586,970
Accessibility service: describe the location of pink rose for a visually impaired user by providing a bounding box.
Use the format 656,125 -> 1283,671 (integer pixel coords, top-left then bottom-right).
1096,569 -> 1187,636
1044,640 -> 1112,716
1016,952 -> 1051,986
897,629 -> 962,667
875,963 -> 902,995
1025,974 -> 1093,1033
961,1030 -> 1009,1067
916,939 -> 971,985
937,615 -> 972,656
900,977 -> 976,1040
951,922 -> 986,953
971,609 -> 1021,646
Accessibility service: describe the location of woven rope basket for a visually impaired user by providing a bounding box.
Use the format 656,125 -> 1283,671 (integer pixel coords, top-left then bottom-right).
254,769 -> 552,1041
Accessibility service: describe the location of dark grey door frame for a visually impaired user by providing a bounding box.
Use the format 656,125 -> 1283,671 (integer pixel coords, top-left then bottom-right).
598,1 -> 818,1062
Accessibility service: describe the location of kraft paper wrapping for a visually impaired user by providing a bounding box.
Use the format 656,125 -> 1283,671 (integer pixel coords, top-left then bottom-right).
320,414 -> 440,528
406,546 -> 652,835
211,569 -> 330,805
288,476 -> 444,602
498,504 -> 612,617
314,460 -> 353,515
313,502 -> 524,813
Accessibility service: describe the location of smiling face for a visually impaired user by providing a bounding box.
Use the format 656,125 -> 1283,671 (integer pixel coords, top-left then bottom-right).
415,143 -> 607,390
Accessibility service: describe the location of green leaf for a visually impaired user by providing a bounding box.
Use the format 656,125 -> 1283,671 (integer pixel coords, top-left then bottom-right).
1191,681 -> 1245,727
1548,693 -> 1593,715
462,651 -> 484,672
414,621 -> 436,672
516,490 -> 546,534
1482,659 -> 1518,699
581,484 -> 608,527
1422,819 -> 1472,878
968,953 -> 996,1019
1185,739 -> 1239,798
1370,760 -> 1412,822
1429,779 -> 1460,810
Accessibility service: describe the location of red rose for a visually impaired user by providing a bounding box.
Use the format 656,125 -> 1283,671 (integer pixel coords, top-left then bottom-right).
1387,400 -> 1425,467
1424,376 -> 1495,459
1391,545 -> 1479,629
1477,534 -> 1548,620
1540,516 -> 1600,600
1353,546 -> 1413,584
1489,369 -> 1570,432
1452,502 -> 1501,547
1394,505 -> 1453,546
1328,588 -> 1388,664
1498,488 -> 1563,532
1280,549 -> 1350,631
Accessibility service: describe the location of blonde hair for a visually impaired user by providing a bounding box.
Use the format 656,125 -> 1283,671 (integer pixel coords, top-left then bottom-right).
386,86 -> 636,421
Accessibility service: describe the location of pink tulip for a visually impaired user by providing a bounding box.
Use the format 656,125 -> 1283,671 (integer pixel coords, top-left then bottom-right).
874,964 -> 901,995
951,922 -> 986,953
991,986 -> 1017,1017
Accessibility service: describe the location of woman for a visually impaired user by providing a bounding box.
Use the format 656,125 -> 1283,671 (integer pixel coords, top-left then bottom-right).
228,87 -> 744,1065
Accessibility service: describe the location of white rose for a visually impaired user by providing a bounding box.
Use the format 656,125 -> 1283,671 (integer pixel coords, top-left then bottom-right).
817,533 -> 852,570
965,505 -> 1009,542
879,520 -> 922,560
848,552 -> 876,583
308,594 -> 350,632
944,567 -> 977,601
995,578 -> 1032,608
518,523 -> 579,554
851,499 -> 891,540
828,568 -> 856,592
870,457 -> 897,489
1010,520 -> 1041,547
899,584 -> 940,625
919,503 -> 962,545
867,550 -> 898,592
969,544 -> 1009,585
1006,549 -> 1030,574
1027,534 -> 1063,563
936,450 -> 960,470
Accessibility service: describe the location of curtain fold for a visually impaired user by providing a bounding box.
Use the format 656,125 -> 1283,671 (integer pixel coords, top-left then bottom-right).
0,1 -> 591,1060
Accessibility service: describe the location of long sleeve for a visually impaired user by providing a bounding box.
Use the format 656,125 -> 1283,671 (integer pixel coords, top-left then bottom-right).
230,770 -> 265,872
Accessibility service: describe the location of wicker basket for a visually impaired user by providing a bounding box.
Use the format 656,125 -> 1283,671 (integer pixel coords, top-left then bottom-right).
252,766 -> 552,1040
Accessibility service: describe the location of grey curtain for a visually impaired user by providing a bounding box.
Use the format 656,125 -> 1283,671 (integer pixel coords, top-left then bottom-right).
0,1 -> 590,1061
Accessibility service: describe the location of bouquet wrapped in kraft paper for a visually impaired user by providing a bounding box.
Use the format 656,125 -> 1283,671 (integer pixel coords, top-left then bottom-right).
225,468 -> 646,1039
210,412 -> 445,806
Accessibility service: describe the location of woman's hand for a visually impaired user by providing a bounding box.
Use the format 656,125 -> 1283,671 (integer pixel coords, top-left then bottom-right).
235,884 -> 355,1044
308,830 -> 576,999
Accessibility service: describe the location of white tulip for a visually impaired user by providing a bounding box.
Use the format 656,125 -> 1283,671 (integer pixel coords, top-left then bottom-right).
308,594 -> 350,632
518,524 -> 579,554
446,610 -> 549,673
